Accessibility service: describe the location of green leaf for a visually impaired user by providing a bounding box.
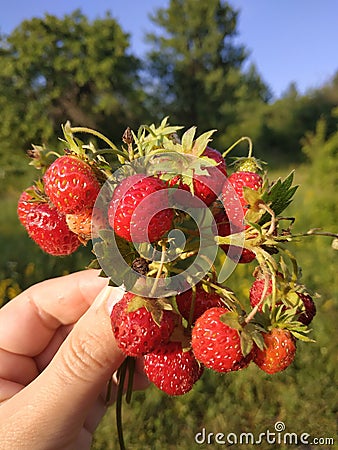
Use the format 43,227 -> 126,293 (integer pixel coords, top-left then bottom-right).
181,126 -> 197,152
240,330 -> 253,356
260,171 -> 298,223
219,311 -> 242,330
290,331 -> 315,343
191,129 -> 217,156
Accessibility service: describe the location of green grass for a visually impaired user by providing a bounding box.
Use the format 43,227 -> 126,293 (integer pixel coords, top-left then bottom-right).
1,161 -> 337,449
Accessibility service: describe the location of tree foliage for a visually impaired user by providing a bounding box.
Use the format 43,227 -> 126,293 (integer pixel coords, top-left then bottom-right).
0,9 -> 145,187
145,0 -> 271,145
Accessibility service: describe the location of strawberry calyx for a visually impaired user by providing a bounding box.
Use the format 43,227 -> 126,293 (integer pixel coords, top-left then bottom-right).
126,294 -> 178,327
219,309 -> 265,356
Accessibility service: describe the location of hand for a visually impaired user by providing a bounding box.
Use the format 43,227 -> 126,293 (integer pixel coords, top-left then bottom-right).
0,270 -> 148,450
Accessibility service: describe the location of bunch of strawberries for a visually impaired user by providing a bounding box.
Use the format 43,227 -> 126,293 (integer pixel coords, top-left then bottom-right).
18,118 -> 318,399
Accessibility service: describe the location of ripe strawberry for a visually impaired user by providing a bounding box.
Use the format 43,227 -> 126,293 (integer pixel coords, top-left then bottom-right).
213,208 -> 256,264
227,171 -> 263,210
253,328 -> 296,374
17,189 -> 36,226
249,274 -> 273,312
110,292 -> 177,357
191,307 -> 253,373
143,341 -> 203,396
176,284 -> 224,324
191,147 -> 227,205
108,173 -> 174,243
221,171 -> 262,228
43,155 -> 101,214
24,202 -> 80,255
249,274 -> 316,325
296,292 -> 316,325
171,147 -> 227,206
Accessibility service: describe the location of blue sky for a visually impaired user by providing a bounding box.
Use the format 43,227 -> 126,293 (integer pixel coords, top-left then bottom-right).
1,0 -> 337,99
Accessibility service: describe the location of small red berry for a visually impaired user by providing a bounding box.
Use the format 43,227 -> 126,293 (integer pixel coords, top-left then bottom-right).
192,307 -> 253,373
108,174 -> 174,243
143,341 -> 203,396
176,284 -> 224,324
249,275 -> 273,312
24,202 -> 80,255
43,155 -> 101,214
254,328 -> 296,374
110,292 -> 177,357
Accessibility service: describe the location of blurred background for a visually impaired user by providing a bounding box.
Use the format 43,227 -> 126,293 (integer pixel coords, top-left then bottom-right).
0,1 -> 337,449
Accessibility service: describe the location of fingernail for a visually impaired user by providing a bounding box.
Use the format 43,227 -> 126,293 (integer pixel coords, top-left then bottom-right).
106,285 -> 125,316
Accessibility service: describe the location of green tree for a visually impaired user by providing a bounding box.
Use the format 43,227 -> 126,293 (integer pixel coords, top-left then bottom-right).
250,74 -> 338,165
145,0 -> 271,149
0,10 -> 145,189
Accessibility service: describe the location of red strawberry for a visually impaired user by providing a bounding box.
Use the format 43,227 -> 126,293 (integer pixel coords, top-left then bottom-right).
24,202 -> 80,255
227,171 -> 263,210
110,292 -> 177,357
176,284 -> 224,324
296,292 -> 316,325
43,155 -> 101,214
143,341 -> 203,395
17,189 -> 35,226
171,147 -> 227,207
222,171 -> 262,227
213,208 -> 256,264
249,274 -> 273,312
108,174 -> 174,243
254,328 -> 296,374
191,307 -> 253,373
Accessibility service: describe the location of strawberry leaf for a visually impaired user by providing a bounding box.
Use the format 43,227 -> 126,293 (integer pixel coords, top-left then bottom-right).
260,171 -> 298,224
181,126 -> 197,152
240,330 -> 253,356
220,311 -> 242,330
191,130 -> 217,156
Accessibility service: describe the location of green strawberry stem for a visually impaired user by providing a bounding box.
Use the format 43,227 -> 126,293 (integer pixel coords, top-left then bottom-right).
116,358 -> 129,450
222,136 -> 253,158
149,242 -> 167,297
70,126 -> 128,159
125,357 -> 136,404
187,284 -> 197,328
259,203 -> 277,235
105,375 -> 114,404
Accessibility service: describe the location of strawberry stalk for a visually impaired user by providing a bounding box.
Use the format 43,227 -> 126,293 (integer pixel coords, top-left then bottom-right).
115,356 -> 136,450
149,241 -> 168,297
116,359 -> 128,450
222,136 -> 253,158
70,126 -> 129,160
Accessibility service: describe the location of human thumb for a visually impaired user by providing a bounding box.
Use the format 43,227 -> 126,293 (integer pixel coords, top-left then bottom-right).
45,285 -> 126,410
10,285 -> 126,445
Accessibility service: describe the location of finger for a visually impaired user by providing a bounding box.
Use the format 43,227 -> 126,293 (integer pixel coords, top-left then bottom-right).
0,269 -> 108,357
0,285 -> 125,449
0,348 -> 38,387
